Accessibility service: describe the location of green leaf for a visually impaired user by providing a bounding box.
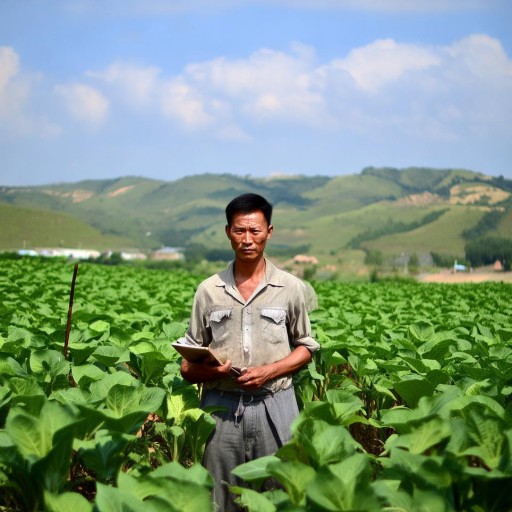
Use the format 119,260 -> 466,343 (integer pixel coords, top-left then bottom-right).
76,430 -> 131,481
306,454 -> 381,511
232,455 -> 279,484
386,417 -> 452,454
44,491 -> 93,512
71,363 -> 106,387
231,486 -> 276,512
151,460 -> 214,488
409,322 -> 435,343
91,346 -> 130,366
89,320 -> 110,333
294,419 -> 357,466
29,349 -> 68,374
89,372 -> 139,400
95,483 -> 149,512
6,400 -> 78,459
394,375 -> 436,408
267,459 -> 315,505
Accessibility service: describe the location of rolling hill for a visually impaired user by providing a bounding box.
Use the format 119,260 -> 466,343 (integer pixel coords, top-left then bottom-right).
1,167 -> 511,274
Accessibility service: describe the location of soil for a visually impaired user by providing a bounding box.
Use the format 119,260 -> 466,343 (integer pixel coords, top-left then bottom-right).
417,270 -> 512,284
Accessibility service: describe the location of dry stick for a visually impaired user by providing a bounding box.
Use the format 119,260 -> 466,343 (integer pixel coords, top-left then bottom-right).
64,262 -> 79,360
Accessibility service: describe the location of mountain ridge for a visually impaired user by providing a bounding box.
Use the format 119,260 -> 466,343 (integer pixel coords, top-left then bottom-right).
1,167 -> 510,272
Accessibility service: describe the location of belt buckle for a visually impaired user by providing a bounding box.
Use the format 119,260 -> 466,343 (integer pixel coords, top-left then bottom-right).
242,394 -> 254,405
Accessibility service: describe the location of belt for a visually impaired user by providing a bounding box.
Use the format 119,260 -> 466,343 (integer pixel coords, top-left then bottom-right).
207,388 -> 275,427
213,388 -> 274,403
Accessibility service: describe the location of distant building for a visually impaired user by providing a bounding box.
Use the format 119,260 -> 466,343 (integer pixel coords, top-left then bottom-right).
17,249 -> 38,257
293,254 -> 319,265
120,251 -> 147,261
494,259 -> 504,272
37,248 -> 101,259
453,260 -> 467,272
151,247 -> 184,261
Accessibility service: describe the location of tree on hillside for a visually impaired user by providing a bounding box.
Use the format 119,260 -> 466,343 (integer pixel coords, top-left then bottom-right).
465,237 -> 512,270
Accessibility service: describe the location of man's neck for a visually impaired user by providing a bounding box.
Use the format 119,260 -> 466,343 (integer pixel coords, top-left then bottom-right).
233,256 -> 266,290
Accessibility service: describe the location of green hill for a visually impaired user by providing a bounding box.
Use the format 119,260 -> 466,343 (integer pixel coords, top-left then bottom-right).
0,202 -> 136,251
1,168 -> 511,275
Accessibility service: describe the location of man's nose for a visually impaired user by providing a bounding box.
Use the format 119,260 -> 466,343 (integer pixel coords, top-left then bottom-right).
243,231 -> 253,243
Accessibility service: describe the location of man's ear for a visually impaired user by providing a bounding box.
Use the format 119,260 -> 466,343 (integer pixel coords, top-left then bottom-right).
267,224 -> 273,240
225,224 -> 230,238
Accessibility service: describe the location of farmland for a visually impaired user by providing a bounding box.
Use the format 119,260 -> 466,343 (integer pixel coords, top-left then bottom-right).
0,256 -> 511,511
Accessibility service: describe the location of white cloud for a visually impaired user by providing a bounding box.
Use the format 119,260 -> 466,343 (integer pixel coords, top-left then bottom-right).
160,78 -> 213,129
182,45 -> 330,126
55,83 -> 109,127
78,34 -> 511,144
0,47 -> 27,119
0,46 -> 60,137
0,47 -> 19,94
328,39 -> 440,92
86,62 -> 161,107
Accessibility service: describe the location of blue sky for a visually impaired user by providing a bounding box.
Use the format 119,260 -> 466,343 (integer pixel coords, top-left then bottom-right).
1,0 -> 511,186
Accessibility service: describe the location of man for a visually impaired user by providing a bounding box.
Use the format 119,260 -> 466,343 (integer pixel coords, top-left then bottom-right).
179,193 -> 320,511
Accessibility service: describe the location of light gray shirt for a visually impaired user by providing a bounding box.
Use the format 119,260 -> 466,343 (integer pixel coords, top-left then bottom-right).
178,258 -> 320,393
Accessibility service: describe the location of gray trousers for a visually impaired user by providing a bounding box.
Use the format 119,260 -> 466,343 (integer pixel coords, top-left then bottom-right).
201,386 -> 299,512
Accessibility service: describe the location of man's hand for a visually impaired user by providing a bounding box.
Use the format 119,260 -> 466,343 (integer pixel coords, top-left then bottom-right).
234,346 -> 312,390
181,359 -> 234,384
235,365 -> 275,390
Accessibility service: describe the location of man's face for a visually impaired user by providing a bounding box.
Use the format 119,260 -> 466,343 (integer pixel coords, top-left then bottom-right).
225,210 -> 273,263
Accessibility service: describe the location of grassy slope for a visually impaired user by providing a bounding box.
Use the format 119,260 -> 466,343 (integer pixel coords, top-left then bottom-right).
1,169 -> 510,265
363,206 -> 487,256
0,202 -> 136,251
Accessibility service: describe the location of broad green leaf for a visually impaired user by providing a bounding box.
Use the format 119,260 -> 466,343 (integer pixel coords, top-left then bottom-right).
306,454 -> 381,511
394,375 -> 436,408
163,323 -> 187,339
91,346 -> 130,366
461,409 -> 506,470
76,430 -> 131,480
71,363 -> 105,387
29,349 -> 68,374
89,320 -> 110,333
151,460 -> 214,488
232,455 -> 280,484
6,400 -> 78,458
44,491 -> 93,512
386,417 -> 451,454
89,372 -> 139,400
294,419 -> 356,466
94,483 -> 149,512
231,486 -> 276,512
267,459 -> 315,505
409,322 -> 435,343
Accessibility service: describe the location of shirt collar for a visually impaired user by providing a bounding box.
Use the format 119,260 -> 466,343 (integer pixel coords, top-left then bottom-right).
216,257 -> 284,289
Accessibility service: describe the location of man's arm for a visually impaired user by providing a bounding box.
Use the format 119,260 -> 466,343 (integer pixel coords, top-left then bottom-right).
234,345 -> 312,391
180,359 -> 234,384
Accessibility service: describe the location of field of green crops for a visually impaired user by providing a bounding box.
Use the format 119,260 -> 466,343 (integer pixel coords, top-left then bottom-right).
1,256 -> 511,511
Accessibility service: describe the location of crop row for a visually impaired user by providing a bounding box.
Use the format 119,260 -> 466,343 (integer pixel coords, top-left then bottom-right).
0,257 -> 511,511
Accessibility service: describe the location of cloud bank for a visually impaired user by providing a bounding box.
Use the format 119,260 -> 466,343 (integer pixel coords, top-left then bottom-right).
1,32 -> 511,173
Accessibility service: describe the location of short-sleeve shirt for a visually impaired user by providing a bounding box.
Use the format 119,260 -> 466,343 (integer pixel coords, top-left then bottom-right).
178,258 -> 320,393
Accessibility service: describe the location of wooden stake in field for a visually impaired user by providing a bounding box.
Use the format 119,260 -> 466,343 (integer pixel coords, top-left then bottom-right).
64,262 -> 79,360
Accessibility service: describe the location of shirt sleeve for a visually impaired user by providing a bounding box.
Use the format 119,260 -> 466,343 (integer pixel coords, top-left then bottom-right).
288,281 -> 320,353
178,286 -> 211,347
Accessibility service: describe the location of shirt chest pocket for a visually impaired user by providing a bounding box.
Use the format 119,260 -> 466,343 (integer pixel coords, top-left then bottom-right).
260,307 -> 288,344
209,308 -> 233,342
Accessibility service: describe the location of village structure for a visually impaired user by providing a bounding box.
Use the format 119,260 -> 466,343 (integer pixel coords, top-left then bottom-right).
17,246 -> 184,262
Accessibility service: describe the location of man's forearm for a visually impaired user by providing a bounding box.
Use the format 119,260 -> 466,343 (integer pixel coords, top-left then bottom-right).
180,359 -> 233,384
235,345 -> 312,390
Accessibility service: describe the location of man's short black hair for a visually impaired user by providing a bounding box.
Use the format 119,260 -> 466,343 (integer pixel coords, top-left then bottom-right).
225,193 -> 273,226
